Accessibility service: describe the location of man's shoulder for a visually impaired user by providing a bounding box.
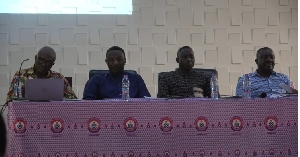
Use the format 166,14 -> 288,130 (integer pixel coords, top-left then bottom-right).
17,67 -> 33,75
49,70 -> 67,78
274,72 -> 290,79
191,71 -> 207,77
160,71 -> 177,78
92,73 -> 108,79
242,72 -> 256,78
127,72 -> 144,80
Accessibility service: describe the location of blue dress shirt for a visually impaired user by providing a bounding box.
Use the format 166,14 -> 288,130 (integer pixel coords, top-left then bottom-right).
236,70 -> 293,98
83,72 -> 151,100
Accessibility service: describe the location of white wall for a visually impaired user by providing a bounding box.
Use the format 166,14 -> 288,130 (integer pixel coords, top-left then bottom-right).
0,0 -> 298,106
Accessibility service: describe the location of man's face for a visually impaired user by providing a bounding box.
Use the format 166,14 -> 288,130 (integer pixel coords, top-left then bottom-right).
177,49 -> 195,70
34,53 -> 55,74
105,50 -> 126,74
256,50 -> 275,72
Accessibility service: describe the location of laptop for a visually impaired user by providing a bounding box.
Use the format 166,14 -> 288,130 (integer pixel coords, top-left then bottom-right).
25,79 -> 64,101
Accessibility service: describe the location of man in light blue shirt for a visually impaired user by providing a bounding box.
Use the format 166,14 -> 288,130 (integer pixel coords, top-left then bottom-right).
236,47 -> 294,98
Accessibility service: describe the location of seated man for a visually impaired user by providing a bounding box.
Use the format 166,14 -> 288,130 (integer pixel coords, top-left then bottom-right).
6,46 -> 77,101
236,47 -> 295,98
157,46 -> 211,98
83,46 -> 151,100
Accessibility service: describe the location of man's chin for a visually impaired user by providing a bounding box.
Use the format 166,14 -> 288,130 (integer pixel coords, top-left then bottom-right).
263,67 -> 274,72
184,66 -> 193,70
110,69 -> 123,74
36,68 -> 47,74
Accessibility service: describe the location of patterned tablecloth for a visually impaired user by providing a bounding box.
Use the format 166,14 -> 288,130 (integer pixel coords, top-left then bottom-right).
7,97 -> 297,157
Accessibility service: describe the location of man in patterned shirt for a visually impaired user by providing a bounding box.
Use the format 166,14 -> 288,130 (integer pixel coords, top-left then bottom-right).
157,46 -> 211,98
236,47 -> 295,98
6,46 -> 77,101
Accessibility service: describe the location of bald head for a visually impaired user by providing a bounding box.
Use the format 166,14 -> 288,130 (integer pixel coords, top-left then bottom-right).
38,46 -> 56,61
34,46 -> 56,76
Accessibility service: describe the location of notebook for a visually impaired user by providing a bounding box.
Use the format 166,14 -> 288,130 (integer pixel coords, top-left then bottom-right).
25,79 -> 64,101
279,83 -> 298,94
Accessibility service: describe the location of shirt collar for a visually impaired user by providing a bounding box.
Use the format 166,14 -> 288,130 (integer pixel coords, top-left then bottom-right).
109,71 -> 125,79
175,68 -> 193,76
254,69 -> 276,77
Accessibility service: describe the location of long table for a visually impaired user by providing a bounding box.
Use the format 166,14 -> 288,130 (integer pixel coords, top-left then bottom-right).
7,98 -> 297,157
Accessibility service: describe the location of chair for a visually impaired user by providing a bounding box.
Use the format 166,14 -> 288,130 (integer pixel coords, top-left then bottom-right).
192,68 -> 218,80
65,77 -> 72,87
175,68 -> 218,80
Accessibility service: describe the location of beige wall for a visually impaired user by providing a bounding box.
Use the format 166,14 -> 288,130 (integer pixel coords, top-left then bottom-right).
0,0 -> 298,107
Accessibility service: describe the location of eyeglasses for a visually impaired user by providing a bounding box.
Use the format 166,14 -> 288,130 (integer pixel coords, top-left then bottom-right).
35,55 -> 55,66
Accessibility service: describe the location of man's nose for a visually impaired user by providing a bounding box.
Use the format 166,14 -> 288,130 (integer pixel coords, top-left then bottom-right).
112,60 -> 119,64
41,62 -> 47,66
265,57 -> 273,61
187,57 -> 192,61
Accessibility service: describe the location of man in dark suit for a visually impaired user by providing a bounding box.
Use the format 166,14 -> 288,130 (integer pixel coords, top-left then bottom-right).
83,46 -> 151,100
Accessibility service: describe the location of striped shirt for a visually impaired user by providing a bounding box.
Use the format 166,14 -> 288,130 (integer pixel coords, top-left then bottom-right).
236,70 -> 293,98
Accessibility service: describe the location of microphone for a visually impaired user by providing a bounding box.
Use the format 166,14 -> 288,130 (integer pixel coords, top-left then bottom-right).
260,92 -> 267,98
17,59 -> 29,100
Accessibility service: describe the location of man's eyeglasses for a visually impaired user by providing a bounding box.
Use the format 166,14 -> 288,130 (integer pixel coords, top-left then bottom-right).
35,55 -> 55,66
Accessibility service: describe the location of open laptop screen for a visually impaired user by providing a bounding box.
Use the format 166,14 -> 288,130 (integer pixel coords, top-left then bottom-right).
25,79 -> 64,101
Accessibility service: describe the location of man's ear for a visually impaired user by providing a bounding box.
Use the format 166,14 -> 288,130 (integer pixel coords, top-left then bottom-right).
105,58 -> 108,64
176,57 -> 179,63
124,58 -> 126,64
255,59 -> 258,65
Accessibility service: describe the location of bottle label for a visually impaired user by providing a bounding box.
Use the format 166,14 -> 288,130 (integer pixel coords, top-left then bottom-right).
123,91 -> 129,94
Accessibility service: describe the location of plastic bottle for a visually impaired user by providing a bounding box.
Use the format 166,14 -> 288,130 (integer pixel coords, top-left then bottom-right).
243,74 -> 251,98
210,74 -> 219,99
122,75 -> 130,101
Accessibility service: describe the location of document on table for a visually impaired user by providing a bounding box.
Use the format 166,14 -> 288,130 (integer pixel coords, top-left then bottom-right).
279,83 -> 298,94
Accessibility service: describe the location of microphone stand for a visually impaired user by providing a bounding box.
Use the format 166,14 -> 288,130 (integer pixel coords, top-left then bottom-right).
17,59 -> 29,100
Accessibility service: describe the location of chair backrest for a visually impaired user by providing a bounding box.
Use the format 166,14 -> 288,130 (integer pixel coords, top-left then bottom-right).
65,77 -> 72,87
158,72 -> 170,82
192,68 -> 218,80
89,70 -> 137,80
175,68 -> 218,80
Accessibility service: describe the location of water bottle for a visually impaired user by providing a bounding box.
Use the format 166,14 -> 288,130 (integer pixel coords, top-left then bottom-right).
289,81 -> 295,89
243,74 -> 251,98
13,76 -> 23,99
122,75 -> 130,101
12,81 -> 18,99
210,74 -> 219,99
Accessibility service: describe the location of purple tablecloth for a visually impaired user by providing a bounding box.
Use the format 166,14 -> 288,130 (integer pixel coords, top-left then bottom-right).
7,98 -> 298,157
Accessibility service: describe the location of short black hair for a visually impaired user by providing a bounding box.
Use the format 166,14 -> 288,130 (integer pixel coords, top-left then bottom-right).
106,46 -> 125,58
0,115 -> 6,156
256,47 -> 273,59
177,46 -> 192,58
